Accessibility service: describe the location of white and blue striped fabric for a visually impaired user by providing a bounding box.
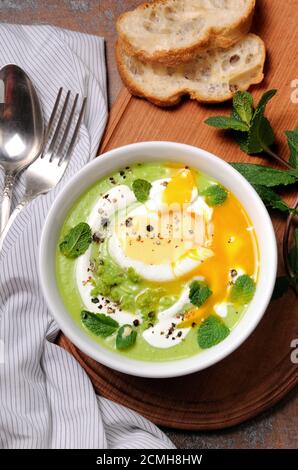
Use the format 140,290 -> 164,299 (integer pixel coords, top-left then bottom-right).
0,25 -> 175,450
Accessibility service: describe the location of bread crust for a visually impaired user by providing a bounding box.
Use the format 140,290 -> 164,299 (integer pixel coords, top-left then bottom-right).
116,34 -> 266,107
117,0 -> 256,67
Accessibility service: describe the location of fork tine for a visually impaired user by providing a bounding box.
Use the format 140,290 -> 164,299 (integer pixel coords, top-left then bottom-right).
59,97 -> 87,166
40,87 -> 63,159
44,87 -> 63,142
48,90 -> 71,162
56,93 -> 79,158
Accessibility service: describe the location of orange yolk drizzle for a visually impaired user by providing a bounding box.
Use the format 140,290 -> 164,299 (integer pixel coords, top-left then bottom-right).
163,167 -> 195,205
179,192 -> 259,327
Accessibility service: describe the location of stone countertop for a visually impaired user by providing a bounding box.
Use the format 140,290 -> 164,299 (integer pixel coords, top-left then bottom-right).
0,0 -> 297,449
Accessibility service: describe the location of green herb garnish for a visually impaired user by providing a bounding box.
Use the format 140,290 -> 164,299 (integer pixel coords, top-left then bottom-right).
127,267 -> 140,283
116,324 -> 137,350
202,185 -> 228,206
231,163 -> 298,187
229,275 -> 256,305
135,288 -> 165,316
242,90 -> 277,154
205,90 -> 277,155
198,316 -> 230,349
81,311 -> 119,337
204,116 -> 249,132
232,91 -> 253,125
286,127 -> 298,168
132,179 -> 152,203
189,281 -> 212,307
253,185 -> 297,215
59,222 -> 92,258
205,89 -> 298,295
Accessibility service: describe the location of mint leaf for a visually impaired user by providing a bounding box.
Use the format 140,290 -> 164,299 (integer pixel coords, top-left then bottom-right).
81,311 -> 119,337
202,185 -> 228,206
116,324 -> 137,350
189,281 -> 212,307
286,127 -> 298,168
233,128 -> 250,153
253,185 -> 298,215
230,275 -> 256,304
244,90 -> 277,154
271,276 -> 290,301
255,89 -> 277,114
204,116 -> 249,132
232,91 -> 253,125
231,163 -> 298,187
132,179 -> 152,203
246,116 -> 275,154
205,90 -> 277,156
59,222 -> 92,258
198,316 -> 230,349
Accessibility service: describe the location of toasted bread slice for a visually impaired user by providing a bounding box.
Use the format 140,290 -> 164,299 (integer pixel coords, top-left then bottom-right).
117,0 -> 256,66
116,34 -> 265,106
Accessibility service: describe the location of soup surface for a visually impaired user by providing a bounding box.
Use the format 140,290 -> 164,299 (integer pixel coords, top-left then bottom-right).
56,162 -> 259,361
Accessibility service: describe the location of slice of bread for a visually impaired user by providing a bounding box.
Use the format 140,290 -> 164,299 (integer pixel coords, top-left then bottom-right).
116,34 -> 266,106
117,0 -> 256,66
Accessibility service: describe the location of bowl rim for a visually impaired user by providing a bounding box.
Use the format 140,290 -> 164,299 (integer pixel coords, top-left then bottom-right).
39,141 -> 277,378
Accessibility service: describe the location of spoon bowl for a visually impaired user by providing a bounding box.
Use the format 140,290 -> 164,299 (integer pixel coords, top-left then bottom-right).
0,64 -> 44,231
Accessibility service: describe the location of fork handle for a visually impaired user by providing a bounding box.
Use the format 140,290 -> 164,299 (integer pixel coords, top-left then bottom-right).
0,198 -> 31,252
1,173 -> 15,234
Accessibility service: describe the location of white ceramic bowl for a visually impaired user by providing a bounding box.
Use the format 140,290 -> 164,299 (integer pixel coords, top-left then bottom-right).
39,142 -> 277,378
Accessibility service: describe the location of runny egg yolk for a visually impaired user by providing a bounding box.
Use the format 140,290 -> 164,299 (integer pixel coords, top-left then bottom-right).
163,168 -> 195,205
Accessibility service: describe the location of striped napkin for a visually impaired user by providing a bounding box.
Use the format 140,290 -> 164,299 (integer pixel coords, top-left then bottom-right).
0,24 -> 174,449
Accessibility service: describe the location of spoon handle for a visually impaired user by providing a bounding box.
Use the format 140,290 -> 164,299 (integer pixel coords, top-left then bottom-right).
1,173 -> 15,234
0,198 -> 31,252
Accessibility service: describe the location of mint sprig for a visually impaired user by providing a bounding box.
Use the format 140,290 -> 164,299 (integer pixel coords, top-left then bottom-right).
198,316 -> 230,349
205,89 -> 298,296
59,222 -> 92,258
205,90 -> 277,155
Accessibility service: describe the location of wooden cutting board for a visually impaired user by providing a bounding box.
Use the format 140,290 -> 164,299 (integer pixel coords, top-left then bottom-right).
58,0 -> 298,430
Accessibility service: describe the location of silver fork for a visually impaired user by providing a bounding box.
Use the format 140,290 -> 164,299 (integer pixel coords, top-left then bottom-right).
0,88 -> 87,251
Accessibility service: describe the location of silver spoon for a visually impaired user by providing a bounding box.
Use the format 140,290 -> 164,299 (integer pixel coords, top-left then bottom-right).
0,64 -> 44,233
